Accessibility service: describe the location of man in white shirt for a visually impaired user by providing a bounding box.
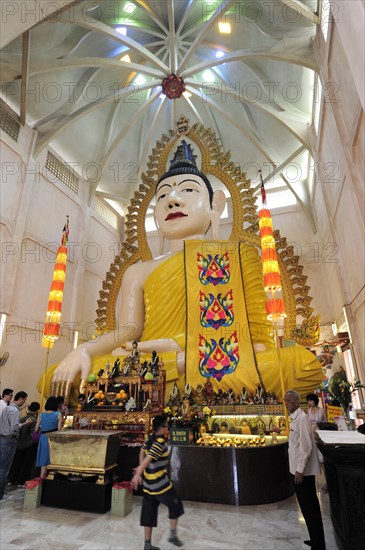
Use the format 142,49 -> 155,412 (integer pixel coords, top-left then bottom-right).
284,390 -> 326,550
0,388 -> 13,417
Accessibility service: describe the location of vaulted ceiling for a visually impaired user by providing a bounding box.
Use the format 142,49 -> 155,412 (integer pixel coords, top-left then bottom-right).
1,0 -> 320,226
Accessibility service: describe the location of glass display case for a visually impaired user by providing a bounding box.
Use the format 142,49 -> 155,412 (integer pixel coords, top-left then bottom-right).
207,411 -> 287,437
167,407 -> 288,447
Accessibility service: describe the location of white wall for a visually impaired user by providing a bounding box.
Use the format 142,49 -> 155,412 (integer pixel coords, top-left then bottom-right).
0,123 -> 121,402
309,3 -> 365,382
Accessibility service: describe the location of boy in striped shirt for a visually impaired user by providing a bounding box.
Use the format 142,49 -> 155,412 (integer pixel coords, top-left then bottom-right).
131,415 -> 184,550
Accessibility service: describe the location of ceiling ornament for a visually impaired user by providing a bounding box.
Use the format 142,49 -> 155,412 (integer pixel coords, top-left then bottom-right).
161,74 -> 186,99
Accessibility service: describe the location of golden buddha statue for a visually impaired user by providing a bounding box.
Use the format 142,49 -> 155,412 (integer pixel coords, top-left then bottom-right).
46,127 -> 323,404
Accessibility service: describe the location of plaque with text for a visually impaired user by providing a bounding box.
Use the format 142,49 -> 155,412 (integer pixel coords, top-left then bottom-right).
170,428 -> 193,445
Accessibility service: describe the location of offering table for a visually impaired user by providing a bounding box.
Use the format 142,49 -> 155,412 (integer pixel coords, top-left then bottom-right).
316,430 -> 365,550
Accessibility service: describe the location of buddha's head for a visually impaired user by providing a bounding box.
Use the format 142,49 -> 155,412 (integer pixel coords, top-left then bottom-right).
154,140 -> 226,243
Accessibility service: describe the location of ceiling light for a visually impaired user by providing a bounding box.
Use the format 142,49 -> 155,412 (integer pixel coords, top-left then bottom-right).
202,70 -> 215,83
218,22 -> 231,33
183,91 -> 192,98
116,27 -> 127,35
120,54 -> 131,63
135,74 -> 146,85
216,50 -> 224,58
123,2 -> 136,14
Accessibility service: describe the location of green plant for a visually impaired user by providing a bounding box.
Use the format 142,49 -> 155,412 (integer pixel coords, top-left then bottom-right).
326,376 -> 365,411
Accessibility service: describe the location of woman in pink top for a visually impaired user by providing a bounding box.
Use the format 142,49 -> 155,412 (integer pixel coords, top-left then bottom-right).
306,393 -> 328,492
306,394 -> 327,429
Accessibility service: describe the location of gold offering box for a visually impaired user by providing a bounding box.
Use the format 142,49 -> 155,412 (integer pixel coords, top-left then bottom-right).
47,430 -> 122,484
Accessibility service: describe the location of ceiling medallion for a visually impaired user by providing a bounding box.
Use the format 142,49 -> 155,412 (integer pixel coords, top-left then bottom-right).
161,74 -> 186,99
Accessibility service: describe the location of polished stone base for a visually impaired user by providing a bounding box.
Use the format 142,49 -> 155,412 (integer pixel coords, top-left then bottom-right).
0,475 -> 338,550
170,443 -> 294,505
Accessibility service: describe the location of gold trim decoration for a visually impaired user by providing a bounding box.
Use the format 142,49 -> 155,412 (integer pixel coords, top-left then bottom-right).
96,122 -> 318,344
291,314 -> 320,346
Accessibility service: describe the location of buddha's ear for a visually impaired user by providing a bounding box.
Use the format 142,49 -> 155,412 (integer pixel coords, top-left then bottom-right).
157,228 -> 165,255
153,213 -> 165,255
210,190 -> 226,240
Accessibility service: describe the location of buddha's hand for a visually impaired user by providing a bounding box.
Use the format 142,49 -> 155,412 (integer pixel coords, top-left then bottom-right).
51,344 -> 92,402
113,339 -> 185,376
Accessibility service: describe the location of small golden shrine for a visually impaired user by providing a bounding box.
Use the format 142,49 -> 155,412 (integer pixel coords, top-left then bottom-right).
72,344 -> 166,444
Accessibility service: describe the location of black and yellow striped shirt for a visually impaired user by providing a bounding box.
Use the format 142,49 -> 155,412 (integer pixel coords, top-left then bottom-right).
142,435 -> 172,495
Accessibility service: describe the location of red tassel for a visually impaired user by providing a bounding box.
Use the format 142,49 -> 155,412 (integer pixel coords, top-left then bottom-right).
113,481 -> 133,492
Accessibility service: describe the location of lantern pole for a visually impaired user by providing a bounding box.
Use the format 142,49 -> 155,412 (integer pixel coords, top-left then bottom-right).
259,171 -> 289,433
40,216 -> 69,404
40,342 -> 51,412
271,312 -> 289,434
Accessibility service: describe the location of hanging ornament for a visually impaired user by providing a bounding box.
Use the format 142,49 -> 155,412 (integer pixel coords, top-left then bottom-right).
258,171 -> 286,320
42,216 -> 69,348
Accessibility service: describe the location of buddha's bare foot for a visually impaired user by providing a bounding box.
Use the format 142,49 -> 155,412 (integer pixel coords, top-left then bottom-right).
50,380 -> 73,403
111,347 -> 130,356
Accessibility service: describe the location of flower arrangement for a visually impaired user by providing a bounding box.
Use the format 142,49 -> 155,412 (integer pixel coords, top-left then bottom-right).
326,376 -> 364,413
190,405 -> 215,425
164,404 -> 215,428
164,405 -> 180,420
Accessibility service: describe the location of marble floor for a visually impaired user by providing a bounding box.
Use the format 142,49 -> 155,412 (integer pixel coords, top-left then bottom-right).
0,481 -> 338,550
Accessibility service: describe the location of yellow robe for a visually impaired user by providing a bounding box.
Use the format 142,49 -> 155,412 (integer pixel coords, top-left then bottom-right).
140,242 -> 323,399
40,242 -> 323,402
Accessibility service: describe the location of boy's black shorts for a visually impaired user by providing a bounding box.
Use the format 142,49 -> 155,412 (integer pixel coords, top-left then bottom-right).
140,487 -> 184,527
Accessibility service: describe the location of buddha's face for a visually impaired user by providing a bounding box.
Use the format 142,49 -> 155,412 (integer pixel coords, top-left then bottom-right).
154,173 -> 212,239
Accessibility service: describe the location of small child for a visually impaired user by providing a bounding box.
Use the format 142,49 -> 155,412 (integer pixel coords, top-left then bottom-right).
131,414 -> 184,550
